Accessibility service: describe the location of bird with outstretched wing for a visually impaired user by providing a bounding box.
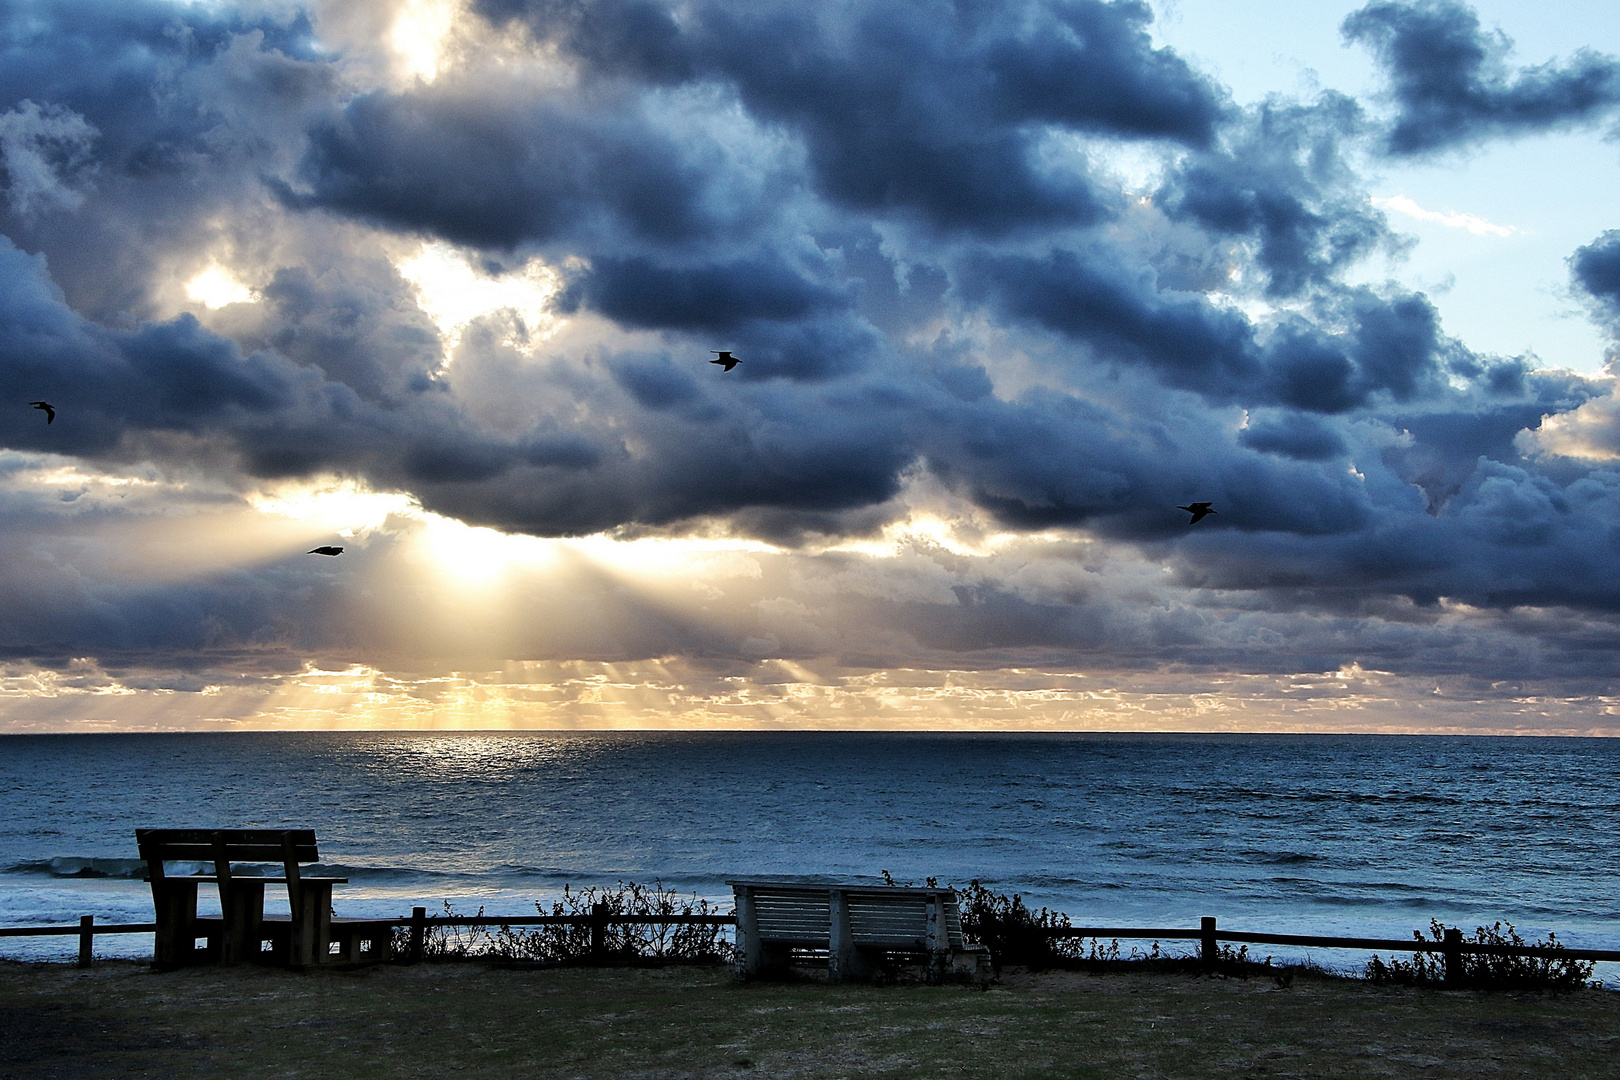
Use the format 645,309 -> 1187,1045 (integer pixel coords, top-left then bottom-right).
709,350 -> 740,371
29,401 -> 54,424
1176,502 -> 1216,524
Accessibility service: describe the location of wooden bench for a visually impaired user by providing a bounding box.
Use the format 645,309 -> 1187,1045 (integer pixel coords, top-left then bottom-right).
729,879 -> 991,983
137,828 -> 390,969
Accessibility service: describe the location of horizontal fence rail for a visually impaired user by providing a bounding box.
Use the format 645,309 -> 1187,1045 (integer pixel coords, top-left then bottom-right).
0,922 -> 158,938
1053,923 -> 1620,963
384,914 -> 736,928
8,911 -> 1620,977
0,916 -> 159,967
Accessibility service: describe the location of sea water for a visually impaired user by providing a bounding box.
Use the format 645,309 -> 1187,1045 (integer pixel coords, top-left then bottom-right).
2,731 -> 1617,974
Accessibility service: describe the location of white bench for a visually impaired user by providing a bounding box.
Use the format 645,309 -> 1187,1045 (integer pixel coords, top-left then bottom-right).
729,879 -> 991,983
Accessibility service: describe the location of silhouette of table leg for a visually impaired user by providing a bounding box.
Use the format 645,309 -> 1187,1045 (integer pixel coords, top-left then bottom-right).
288,880 -> 335,966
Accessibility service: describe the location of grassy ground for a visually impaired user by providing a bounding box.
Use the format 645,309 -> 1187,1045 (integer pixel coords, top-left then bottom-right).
2,960 -> 1617,1079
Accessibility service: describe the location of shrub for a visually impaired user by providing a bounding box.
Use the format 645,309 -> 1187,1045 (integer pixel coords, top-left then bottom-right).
953,880 -> 1098,970
1366,920 -> 1594,991
391,881 -> 734,964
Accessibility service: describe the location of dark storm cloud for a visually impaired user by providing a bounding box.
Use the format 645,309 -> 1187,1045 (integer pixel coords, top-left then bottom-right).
346,0 -> 1229,238
5,0 -> 1620,692
1238,414 -> 1347,461
559,254 -> 849,333
959,250 -> 1452,412
917,382 -> 1377,539
1157,94 -> 1398,297
0,0 -> 320,122
0,234 -> 610,498
478,0 -> 1227,147
0,0 -> 335,321
0,240 -> 316,457
1571,231 -> 1620,325
292,87 -> 719,250
1343,0 -> 1620,155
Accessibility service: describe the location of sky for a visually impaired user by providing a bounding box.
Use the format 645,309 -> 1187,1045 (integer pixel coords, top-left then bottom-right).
1,0 -> 1619,734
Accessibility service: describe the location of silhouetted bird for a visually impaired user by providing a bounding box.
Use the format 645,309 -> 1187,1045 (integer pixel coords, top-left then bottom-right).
29,401 -> 54,424
1177,502 -> 1216,524
710,350 -> 740,371
308,546 -> 344,556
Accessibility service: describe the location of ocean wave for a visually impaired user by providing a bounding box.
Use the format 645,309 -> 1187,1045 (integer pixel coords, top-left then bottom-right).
3,857 -> 152,879
303,863 -> 456,883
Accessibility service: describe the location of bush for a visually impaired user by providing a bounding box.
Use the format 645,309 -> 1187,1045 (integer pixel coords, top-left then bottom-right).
954,879 -> 1072,971
952,881 -> 1183,972
392,881 -> 734,964
1366,920 -> 1594,991
954,881 -> 1281,975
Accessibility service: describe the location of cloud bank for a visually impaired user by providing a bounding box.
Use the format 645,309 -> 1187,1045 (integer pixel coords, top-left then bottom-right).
0,0 -> 1617,730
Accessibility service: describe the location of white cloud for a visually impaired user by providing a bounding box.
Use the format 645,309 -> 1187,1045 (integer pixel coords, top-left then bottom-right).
1372,194 -> 1516,237
396,241 -> 564,356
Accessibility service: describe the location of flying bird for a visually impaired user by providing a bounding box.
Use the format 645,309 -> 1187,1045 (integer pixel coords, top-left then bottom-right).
709,350 -> 740,371
1177,502 -> 1216,524
308,546 -> 344,556
29,401 -> 54,424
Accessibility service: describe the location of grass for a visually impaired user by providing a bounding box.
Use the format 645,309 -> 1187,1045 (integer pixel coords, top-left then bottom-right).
3,959 -> 1619,1079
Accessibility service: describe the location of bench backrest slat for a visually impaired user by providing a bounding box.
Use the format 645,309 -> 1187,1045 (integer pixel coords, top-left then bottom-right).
136,828 -> 319,864
733,880 -> 969,949
848,895 -> 930,945
750,889 -> 831,938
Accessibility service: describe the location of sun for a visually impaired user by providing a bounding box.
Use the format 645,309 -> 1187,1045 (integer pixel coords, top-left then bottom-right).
184,265 -> 255,309
391,0 -> 460,83
412,513 -> 558,585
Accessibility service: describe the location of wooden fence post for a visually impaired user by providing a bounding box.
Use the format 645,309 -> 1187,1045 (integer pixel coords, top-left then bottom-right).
77,916 -> 94,968
409,906 -> 426,963
590,902 -> 608,964
1443,927 -> 1463,986
1200,917 -> 1218,971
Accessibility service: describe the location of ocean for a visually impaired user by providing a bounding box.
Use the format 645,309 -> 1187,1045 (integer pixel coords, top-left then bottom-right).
2,731 -> 1617,974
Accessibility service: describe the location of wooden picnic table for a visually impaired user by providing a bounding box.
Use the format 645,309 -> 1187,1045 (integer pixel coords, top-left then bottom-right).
137,828 -> 389,969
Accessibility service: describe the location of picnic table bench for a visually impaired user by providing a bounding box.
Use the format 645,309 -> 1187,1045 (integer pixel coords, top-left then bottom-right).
729,879 -> 991,983
137,828 -> 390,969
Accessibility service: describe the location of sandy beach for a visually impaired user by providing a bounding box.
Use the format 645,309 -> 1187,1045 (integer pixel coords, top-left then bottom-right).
3,960 -> 1617,1079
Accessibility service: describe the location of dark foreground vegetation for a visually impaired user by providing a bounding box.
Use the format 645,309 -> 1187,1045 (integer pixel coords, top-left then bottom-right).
1365,920 -> 1595,991
401,880 -> 1603,995
4,959 -> 1619,1080
405,881 -> 733,963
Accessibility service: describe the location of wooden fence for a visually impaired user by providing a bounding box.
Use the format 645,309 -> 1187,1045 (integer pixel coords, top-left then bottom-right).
7,910 -> 1620,983
394,905 -> 738,963
0,906 -> 736,967
1048,918 -> 1620,984
0,917 -> 158,967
